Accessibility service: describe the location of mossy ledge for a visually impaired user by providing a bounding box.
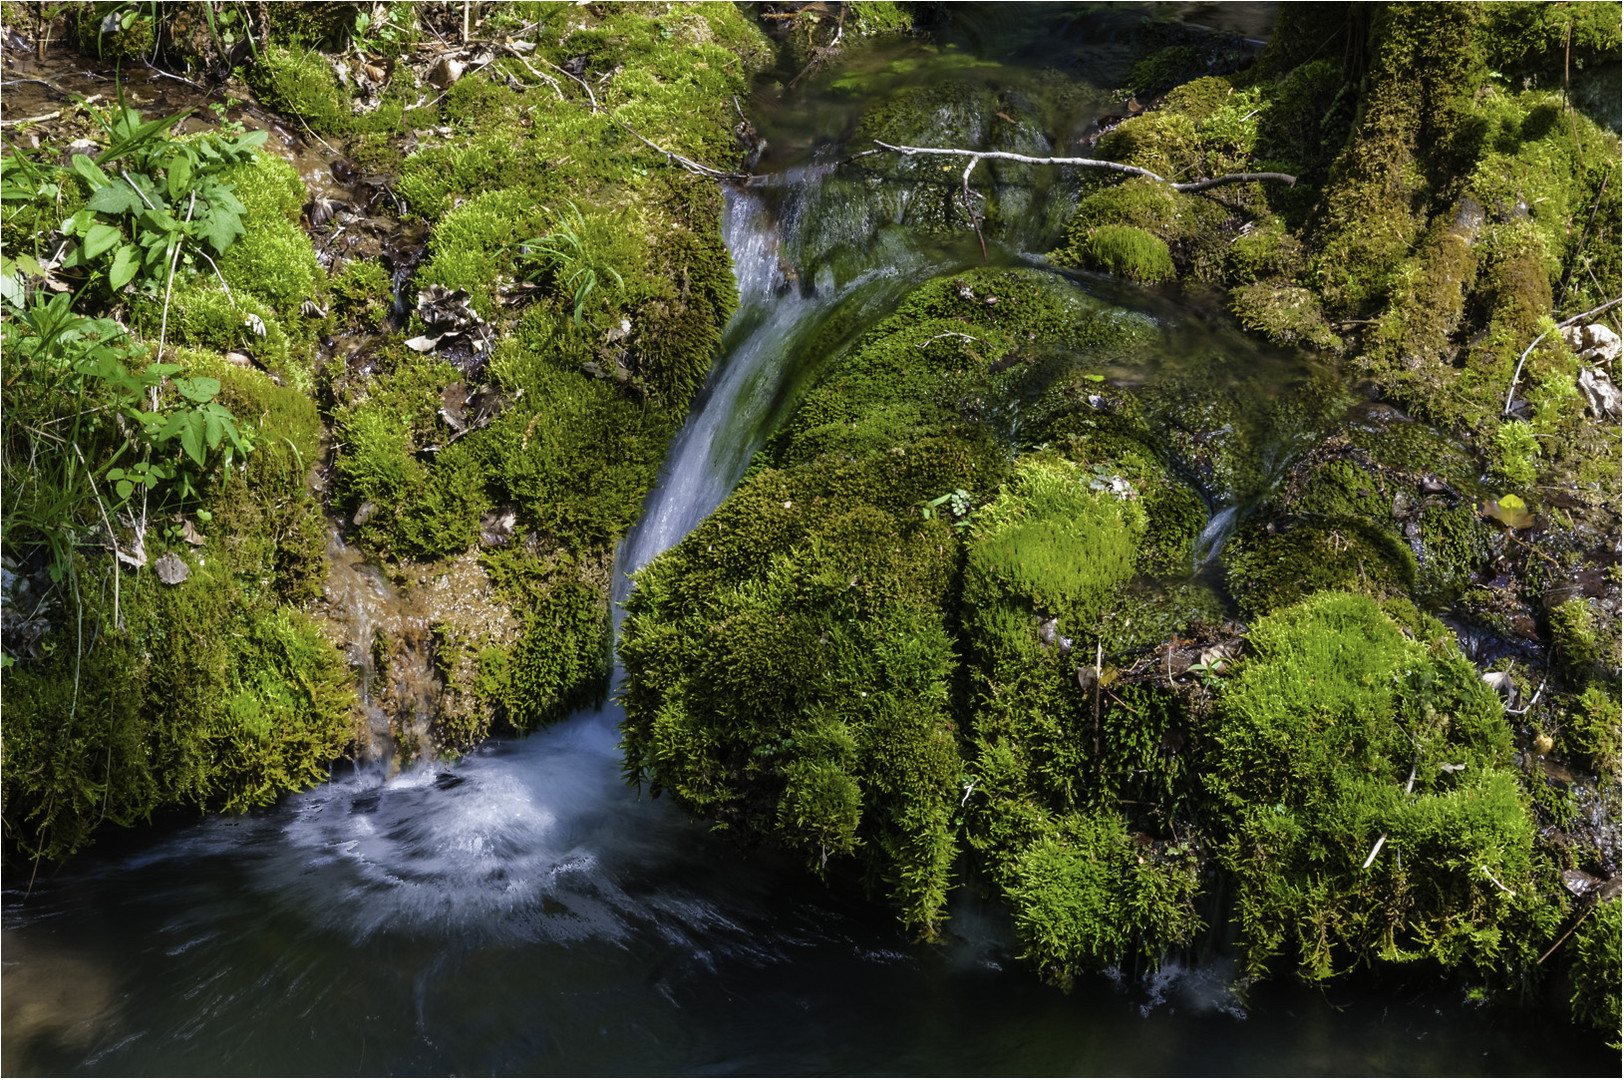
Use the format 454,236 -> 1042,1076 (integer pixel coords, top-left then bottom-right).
1,1 -> 775,859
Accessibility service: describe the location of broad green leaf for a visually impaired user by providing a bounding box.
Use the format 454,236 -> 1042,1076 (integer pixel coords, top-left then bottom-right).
83,222 -> 121,259
115,478 -> 135,500
203,409 -> 224,448
199,206 -> 245,255
71,153 -> 112,190
175,376 -> 221,403
108,244 -> 140,288
179,413 -> 206,466
166,153 -> 193,201
86,182 -> 144,216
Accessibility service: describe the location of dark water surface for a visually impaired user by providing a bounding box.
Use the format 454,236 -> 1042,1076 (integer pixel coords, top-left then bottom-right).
3,6 -> 1616,1075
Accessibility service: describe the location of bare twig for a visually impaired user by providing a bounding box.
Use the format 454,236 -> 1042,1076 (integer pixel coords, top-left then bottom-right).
1504,296 -> 1624,415
1538,903 -> 1596,965
848,140 -> 1297,193
1482,864 -> 1516,895
1,93 -> 104,127
915,331 -> 984,348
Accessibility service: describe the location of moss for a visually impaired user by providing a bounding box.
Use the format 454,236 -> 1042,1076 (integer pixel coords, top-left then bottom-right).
1228,220 -> 1305,284
2,546 -> 356,861
76,2 -> 156,60
1309,4 -> 1487,316
964,455 -> 1146,630
1568,897 -> 1622,1047
1223,520 -> 1418,620
1210,591 -> 1547,982
1064,225 -> 1175,284
1415,502 -> 1494,604
330,260 -> 393,331
248,44 -> 354,134
1549,598 -> 1603,679
218,209 -> 324,318
1491,419 -> 1542,488
1229,281 -> 1343,350
849,2 -> 914,37
218,154 -> 307,224
1003,814 -> 1204,987
1562,685 -> 1622,778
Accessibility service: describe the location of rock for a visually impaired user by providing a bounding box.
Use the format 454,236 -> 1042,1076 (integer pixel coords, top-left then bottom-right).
1481,670 -> 1519,709
479,506 -> 517,547
1562,868 -> 1601,898
223,351 -> 252,367
154,553 -> 190,585
352,501 -> 377,527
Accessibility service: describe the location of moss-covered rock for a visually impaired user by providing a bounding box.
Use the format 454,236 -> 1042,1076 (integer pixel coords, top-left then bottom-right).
1208,591 -> 1551,982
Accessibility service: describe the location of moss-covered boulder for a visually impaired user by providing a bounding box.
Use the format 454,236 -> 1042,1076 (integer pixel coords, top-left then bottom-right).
1208,591 -> 1555,981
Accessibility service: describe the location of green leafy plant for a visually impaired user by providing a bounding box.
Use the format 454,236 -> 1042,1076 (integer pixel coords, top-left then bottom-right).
52,97 -> 266,294
2,290 -> 250,588
513,202 -> 625,326
917,488 -> 972,527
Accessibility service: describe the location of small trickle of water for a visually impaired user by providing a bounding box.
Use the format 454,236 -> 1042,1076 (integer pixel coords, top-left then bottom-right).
320,529 -> 440,765
1191,505 -> 1239,569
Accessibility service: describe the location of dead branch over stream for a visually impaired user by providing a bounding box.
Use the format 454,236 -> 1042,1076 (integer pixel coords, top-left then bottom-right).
839,140 -> 1297,259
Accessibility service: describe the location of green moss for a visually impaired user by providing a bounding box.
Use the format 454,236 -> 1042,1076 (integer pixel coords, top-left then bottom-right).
219,154 -> 307,223
1492,419 -> 1542,488
1415,503 -> 1494,604
1064,225 -> 1175,284
1309,4 -> 1486,316
77,2 -> 156,60
1210,592 -> 1545,982
330,260 -> 393,330
965,455 -> 1146,628
1228,220 -> 1304,283
1229,281 -> 1343,350
2,547 -> 355,861
1223,520 -> 1417,619
1004,814 -> 1203,986
849,2 -> 914,36
1568,897 -> 1622,1047
218,209 -> 324,317
248,44 -> 354,134
1549,598 -> 1603,679
1562,685 -> 1622,777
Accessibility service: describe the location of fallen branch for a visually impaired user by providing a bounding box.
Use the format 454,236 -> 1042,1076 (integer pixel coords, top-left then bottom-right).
0,92 -> 104,128
1503,295 -> 1624,416
847,140 -> 1296,194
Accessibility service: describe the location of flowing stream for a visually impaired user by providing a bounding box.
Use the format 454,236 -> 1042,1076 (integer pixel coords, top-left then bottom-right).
2,7 -> 1615,1075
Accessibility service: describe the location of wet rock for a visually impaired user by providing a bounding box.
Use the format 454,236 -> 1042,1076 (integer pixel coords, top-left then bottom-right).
1562,868 -> 1602,898
352,501 -> 377,527
479,506 -> 517,547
